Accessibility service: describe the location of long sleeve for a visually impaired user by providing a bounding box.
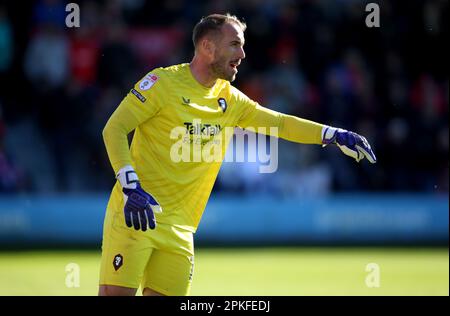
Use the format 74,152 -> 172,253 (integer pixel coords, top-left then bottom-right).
103,73 -> 162,174
102,97 -> 142,174
237,101 -> 324,144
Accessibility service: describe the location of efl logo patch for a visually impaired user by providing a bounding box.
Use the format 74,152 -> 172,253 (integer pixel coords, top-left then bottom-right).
113,254 -> 123,271
218,98 -> 227,113
139,74 -> 158,91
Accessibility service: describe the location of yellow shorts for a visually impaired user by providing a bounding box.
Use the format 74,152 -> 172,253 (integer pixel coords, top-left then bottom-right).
99,196 -> 194,296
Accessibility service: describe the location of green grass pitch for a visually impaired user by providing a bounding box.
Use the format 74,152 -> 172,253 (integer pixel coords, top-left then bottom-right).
0,247 -> 447,296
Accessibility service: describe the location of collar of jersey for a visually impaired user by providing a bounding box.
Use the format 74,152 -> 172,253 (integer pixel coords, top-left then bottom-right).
186,63 -> 219,93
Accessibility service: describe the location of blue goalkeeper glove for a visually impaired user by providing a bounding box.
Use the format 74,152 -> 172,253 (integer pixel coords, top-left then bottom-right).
322,126 -> 377,163
117,165 -> 162,231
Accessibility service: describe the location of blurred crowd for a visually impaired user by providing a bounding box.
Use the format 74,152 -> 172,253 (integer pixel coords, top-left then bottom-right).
0,0 -> 448,195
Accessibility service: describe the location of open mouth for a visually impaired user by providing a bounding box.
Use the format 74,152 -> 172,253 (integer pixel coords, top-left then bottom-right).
229,61 -> 240,70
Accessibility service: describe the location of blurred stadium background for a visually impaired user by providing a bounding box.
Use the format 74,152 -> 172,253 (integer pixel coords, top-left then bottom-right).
0,0 -> 448,295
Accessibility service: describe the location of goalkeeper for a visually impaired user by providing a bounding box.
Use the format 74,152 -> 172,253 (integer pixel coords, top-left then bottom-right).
99,13 -> 376,296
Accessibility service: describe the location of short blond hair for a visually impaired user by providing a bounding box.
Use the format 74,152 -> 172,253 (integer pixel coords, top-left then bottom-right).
192,13 -> 246,48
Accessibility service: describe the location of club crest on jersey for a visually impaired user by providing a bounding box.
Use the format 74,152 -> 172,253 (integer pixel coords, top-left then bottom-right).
218,98 -> 227,113
139,74 -> 158,91
113,254 -> 123,271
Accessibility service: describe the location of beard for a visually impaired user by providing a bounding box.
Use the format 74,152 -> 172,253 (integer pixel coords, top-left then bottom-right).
210,54 -> 237,82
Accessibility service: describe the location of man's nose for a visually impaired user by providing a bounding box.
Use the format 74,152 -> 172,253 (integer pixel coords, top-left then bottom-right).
239,47 -> 246,60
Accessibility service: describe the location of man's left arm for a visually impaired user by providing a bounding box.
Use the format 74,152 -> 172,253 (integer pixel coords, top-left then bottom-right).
237,103 -> 377,163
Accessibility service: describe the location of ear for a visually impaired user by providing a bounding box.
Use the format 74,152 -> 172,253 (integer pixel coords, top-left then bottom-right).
199,38 -> 216,62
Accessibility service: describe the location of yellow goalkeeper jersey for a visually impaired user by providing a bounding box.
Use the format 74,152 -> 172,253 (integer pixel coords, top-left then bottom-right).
103,63 -> 324,232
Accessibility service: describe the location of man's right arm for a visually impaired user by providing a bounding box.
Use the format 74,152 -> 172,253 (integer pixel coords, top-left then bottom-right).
102,74 -> 163,231
103,77 -> 162,174
102,97 -> 143,174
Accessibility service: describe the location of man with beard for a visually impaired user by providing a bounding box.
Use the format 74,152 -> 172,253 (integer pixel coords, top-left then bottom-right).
99,13 -> 376,296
